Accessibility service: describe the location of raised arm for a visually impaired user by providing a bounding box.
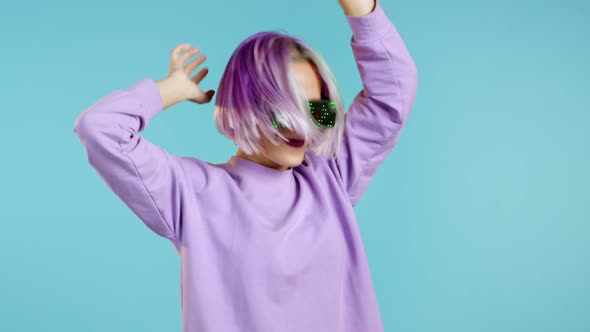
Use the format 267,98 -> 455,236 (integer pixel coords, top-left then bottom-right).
73,44 -> 216,248
333,0 -> 418,206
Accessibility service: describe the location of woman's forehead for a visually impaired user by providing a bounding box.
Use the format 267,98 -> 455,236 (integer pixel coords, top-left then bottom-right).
291,59 -> 323,100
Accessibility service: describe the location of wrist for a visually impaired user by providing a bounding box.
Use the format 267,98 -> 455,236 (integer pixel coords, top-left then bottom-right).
339,0 -> 375,17
156,77 -> 185,109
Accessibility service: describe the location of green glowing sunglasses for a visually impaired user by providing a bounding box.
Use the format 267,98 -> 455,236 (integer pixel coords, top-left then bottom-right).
271,100 -> 336,129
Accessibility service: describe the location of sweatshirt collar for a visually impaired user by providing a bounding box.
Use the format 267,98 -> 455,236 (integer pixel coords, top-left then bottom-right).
225,155 -> 295,181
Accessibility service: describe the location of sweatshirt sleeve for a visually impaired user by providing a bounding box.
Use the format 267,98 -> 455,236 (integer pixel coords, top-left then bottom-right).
335,0 -> 418,206
73,78 -> 208,247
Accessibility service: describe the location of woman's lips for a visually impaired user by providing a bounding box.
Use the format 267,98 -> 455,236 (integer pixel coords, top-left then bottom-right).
285,138 -> 305,148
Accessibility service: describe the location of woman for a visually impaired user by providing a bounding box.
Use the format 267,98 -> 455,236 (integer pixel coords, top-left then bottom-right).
73,0 -> 418,330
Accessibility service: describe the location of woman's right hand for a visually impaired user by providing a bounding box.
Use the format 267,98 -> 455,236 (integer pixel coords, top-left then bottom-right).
158,43 -> 215,107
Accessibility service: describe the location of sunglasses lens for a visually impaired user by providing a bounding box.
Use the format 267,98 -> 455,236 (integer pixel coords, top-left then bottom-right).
308,100 -> 336,128
268,100 -> 336,129
271,114 -> 284,129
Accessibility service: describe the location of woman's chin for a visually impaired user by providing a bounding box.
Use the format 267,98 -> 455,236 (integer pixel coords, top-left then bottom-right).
275,153 -> 306,169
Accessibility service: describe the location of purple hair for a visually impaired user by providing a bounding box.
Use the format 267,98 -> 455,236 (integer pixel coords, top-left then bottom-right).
213,30 -> 345,158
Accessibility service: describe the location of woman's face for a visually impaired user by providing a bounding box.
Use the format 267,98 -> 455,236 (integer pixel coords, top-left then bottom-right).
236,59 -> 323,170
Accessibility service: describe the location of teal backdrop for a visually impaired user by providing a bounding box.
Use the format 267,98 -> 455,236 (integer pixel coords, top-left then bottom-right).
1,0 -> 588,331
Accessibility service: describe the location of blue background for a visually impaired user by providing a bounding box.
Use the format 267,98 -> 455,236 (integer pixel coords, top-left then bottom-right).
1,0 -> 589,331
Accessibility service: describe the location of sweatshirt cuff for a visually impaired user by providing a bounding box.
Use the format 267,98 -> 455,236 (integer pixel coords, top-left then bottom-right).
127,77 -> 165,129
345,0 -> 392,41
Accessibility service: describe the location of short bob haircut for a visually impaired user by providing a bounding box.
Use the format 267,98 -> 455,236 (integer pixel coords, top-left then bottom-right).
213,30 -> 345,158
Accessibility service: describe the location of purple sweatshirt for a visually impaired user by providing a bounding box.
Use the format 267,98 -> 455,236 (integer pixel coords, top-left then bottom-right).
73,1 -> 417,331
